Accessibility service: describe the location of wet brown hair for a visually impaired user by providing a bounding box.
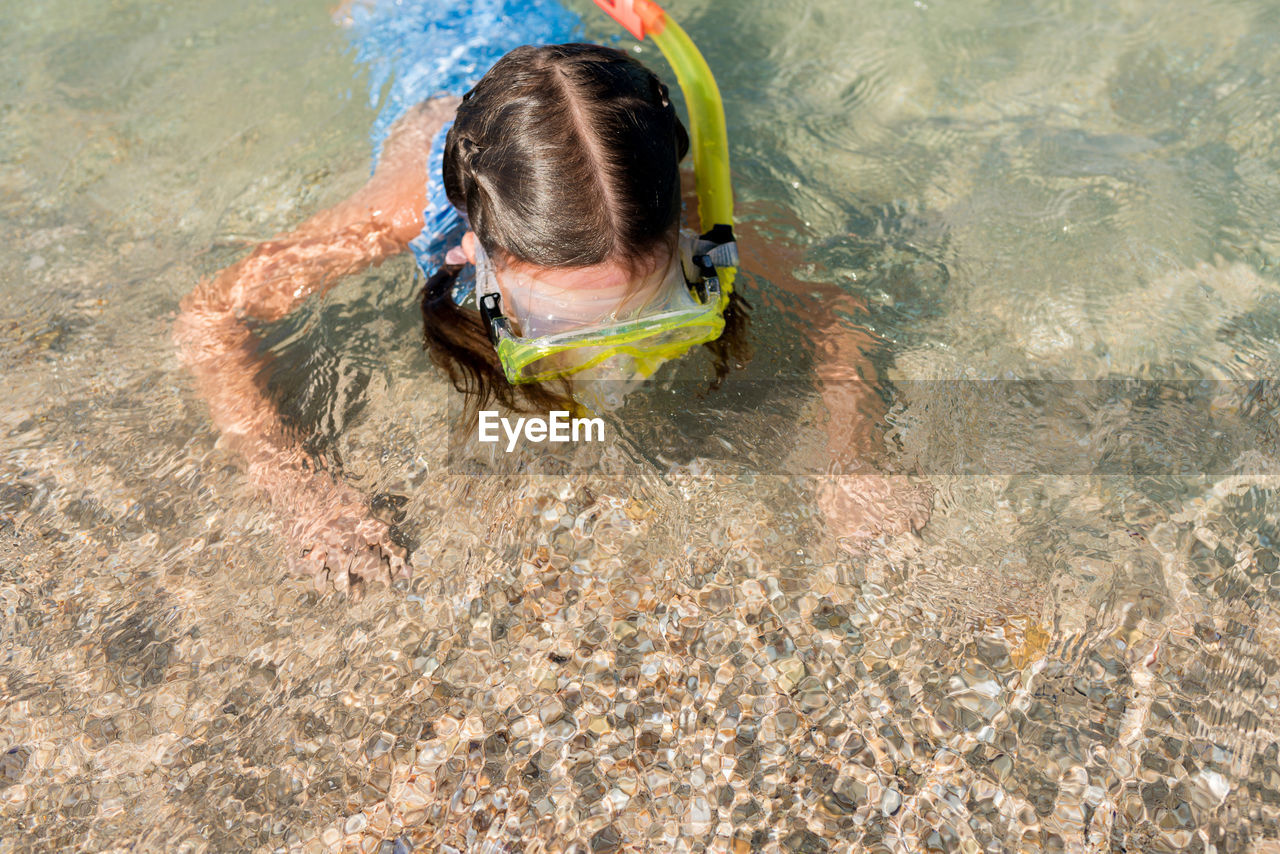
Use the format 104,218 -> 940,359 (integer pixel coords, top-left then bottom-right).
422,43 -> 750,413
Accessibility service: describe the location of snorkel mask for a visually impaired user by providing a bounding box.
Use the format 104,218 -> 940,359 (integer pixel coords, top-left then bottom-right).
477,231 -> 727,383
475,0 -> 738,385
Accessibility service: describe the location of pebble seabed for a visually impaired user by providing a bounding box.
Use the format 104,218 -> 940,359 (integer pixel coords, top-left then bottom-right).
4,436 -> 1280,851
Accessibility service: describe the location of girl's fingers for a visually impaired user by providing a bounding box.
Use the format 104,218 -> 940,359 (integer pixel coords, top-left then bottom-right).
290,507 -> 414,593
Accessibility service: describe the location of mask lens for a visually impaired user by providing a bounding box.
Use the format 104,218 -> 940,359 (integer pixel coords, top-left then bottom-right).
480,232 -> 728,384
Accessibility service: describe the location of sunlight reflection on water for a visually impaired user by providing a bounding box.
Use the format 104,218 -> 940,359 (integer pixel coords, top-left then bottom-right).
2,0 -> 1280,850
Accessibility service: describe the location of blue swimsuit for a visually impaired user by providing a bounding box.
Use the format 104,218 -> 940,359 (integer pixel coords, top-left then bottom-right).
407,120 -> 470,300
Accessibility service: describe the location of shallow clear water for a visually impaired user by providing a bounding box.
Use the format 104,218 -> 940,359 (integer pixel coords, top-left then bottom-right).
3,0 -> 1280,851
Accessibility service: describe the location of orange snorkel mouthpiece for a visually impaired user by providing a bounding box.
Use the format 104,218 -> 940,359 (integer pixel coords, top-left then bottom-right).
592,0 -> 666,40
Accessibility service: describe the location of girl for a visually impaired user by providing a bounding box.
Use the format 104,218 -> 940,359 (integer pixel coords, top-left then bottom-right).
175,42 -> 929,590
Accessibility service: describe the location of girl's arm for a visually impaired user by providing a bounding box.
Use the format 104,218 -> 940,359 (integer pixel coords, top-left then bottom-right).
801,284 -> 933,543
736,212 -> 932,543
175,98 -> 459,591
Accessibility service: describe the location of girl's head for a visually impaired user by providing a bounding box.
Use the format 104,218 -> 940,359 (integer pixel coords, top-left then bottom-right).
423,43 -> 749,411
444,42 -> 689,272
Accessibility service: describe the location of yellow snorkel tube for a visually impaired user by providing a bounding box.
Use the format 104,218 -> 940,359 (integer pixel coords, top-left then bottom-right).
592,0 -> 737,294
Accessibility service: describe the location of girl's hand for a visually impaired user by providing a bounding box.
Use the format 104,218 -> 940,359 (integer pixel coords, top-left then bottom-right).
815,474 -> 933,548
247,460 -> 410,594
288,487 -> 410,594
